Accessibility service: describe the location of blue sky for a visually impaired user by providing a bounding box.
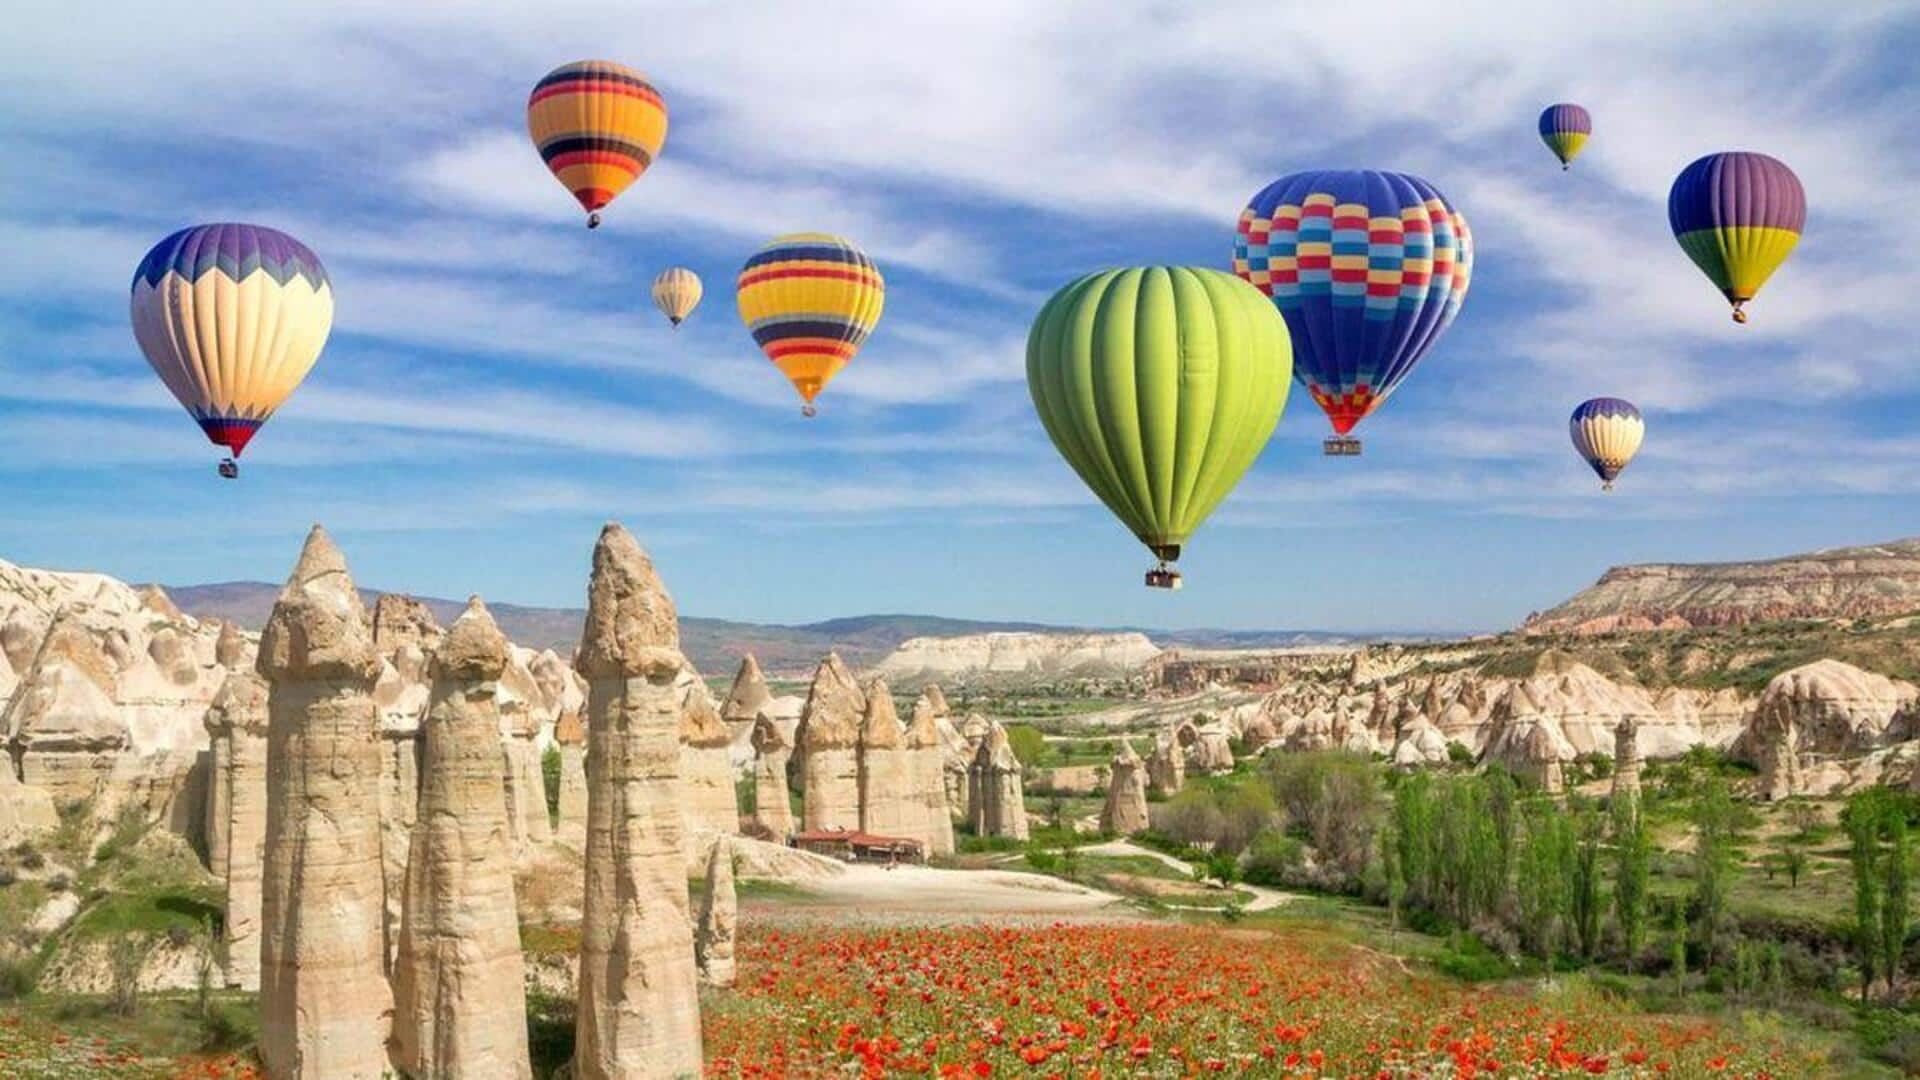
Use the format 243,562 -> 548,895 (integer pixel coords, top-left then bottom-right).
2,2 -> 1918,634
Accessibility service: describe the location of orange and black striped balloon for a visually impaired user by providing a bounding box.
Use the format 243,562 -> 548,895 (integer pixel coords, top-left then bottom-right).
527,60 -> 668,228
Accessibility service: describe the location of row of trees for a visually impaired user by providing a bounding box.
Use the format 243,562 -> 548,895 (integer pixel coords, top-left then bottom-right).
1151,749 -> 1917,1001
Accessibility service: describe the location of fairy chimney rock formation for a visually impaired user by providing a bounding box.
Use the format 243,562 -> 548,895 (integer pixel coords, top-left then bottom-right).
797,653 -> 865,833
921,683 -> 950,717
679,683 -> 740,839
370,594 -> 444,654
204,670 -> 269,990
1100,740 -> 1150,835
904,691 -> 955,856
5,612 -> 130,804
392,597 -> 532,1080
856,678 -> 914,840
1613,716 -> 1642,803
1748,660 -> 1917,799
497,650 -> 553,853
572,524 -> 703,1079
255,526 -> 394,1079
749,713 -> 795,841
1146,731 -> 1185,797
554,708 -> 588,847
971,722 -> 1029,840
695,836 -> 738,988
720,654 -> 773,734
215,618 -> 251,668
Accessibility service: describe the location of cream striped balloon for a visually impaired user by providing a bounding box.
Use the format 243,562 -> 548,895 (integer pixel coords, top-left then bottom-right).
1569,398 -> 1644,491
651,267 -> 702,328
130,224 -> 332,472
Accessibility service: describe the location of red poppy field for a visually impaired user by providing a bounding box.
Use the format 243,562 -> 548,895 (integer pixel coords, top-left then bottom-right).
703,923 -> 1824,1078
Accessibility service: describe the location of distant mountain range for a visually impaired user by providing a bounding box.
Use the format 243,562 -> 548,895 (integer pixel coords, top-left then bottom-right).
1522,537 -> 1920,635
160,580 -> 1443,678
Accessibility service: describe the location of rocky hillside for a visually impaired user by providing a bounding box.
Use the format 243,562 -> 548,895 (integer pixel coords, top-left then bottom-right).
1522,538 -> 1920,635
874,631 -> 1161,683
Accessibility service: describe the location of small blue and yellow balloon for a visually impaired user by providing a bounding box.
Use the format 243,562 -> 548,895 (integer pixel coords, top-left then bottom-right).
1569,398 -> 1644,491
1538,103 -> 1591,169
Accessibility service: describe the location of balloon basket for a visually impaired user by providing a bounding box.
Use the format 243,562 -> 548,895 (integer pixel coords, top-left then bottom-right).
587,212 -> 602,230
1144,565 -> 1183,590
217,458 -> 239,480
801,404 -> 818,418
1323,436 -> 1362,456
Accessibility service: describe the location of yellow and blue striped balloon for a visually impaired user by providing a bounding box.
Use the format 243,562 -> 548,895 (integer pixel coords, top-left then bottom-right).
1569,398 -> 1644,491
736,234 -> 884,416
130,224 -> 333,475
527,60 -> 669,229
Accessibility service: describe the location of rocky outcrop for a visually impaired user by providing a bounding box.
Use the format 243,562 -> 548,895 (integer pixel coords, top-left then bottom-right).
1748,660 -> 1917,799
903,690 -> 954,856
969,723 -> 1028,840
554,708 -> 588,847
1481,682 -> 1576,795
857,678 -> 914,839
497,650 -> 552,855
1099,740 -> 1149,835
680,684 -> 740,839
1390,700 -> 1450,768
370,638 -> 430,969
204,671 -> 269,990
5,613 -> 130,805
256,526 -> 393,1079
720,655 -> 772,735
1178,720 -> 1236,774
1522,538 -> 1920,634
875,631 -> 1161,683
572,524 -> 702,1079
391,598 -> 531,1080
796,654 -> 864,833
695,836 -> 737,989
0,757 -> 55,845
1146,731 -> 1185,797
370,594 -> 443,655
749,713 -> 794,841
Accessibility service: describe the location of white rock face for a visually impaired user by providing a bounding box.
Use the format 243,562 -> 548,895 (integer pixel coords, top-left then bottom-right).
875,631 -> 1161,682
856,677 -> 914,840
1746,660 -> 1918,799
0,752 -> 56,845
679,680 -> 740,840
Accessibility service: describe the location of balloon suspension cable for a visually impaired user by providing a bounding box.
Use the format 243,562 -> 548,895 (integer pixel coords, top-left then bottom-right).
587,212 -> 602,230
801,403 -> 818,418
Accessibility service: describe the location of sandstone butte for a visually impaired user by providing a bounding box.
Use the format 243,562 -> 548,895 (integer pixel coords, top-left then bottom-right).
255,525 -> 394,1079
392,597 -> 532,1080
572,523 -> 703,1080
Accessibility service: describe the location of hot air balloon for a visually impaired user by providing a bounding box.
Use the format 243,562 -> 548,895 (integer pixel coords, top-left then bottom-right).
527,60 -> 668,229
1668,152 -> 1804,324
129,224 -> 333,479
1027,267 -> 1291,589
1538,103 -> 1591,169
1233,170 -> 1472,456
652,267 -> 702,328
1569,398 -> 1644,492
736,234 -> 884,416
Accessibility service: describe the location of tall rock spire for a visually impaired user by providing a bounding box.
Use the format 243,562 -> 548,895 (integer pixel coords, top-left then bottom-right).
392,598 -> 532,1079
797,653 -> 864,833
255,525 -> 394,1078
572,525 -> 703,1079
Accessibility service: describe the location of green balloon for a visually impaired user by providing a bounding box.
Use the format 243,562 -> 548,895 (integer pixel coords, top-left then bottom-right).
1026,267 -> 1292,570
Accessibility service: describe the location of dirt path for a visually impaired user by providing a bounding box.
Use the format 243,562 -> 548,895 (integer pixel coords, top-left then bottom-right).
1079,839 -> 1298,912
766,862 -> 1136,924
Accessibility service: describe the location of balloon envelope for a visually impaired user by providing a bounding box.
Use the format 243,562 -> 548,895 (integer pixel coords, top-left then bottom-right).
1667,152 -> 1804,323
1538,103 -> 1592,168
1569,397 -> 1644,490
527,60 -> 668,224
652,267 -> 702,326
130,224 -> 333,459
1234,170 -> 1472,437
1026,267 -> 1291,568
736,233 -> 884,412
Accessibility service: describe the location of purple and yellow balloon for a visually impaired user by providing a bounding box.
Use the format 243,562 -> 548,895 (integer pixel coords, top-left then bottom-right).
1569,398 -> 1643,492
1538,103 -> 1591,170
1668,152 -> 1804,324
